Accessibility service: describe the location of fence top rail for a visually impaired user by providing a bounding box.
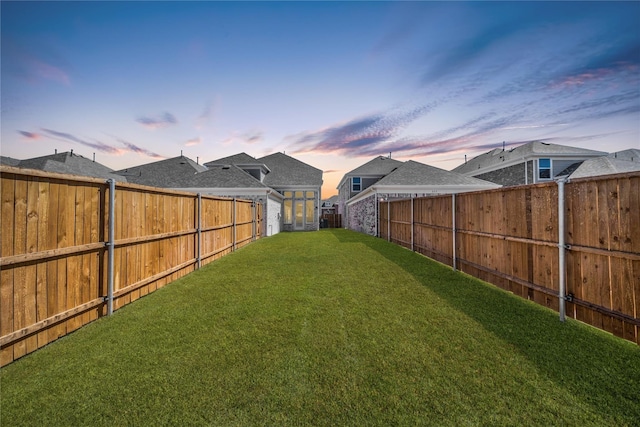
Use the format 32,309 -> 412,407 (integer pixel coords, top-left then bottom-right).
566,170 -> 640,184
0,166 -> 254,203
1,165 -> 109,185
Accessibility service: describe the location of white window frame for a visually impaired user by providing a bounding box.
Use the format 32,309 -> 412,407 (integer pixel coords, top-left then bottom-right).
538,158 -> 551,181
352,176 -> 361,192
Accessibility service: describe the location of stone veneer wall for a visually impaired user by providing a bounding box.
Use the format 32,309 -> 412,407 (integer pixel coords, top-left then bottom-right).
347,194 -> 377,235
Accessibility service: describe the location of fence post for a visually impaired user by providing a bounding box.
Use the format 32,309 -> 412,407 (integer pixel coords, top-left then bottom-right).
387,200 -> 391,242
557,178 -> 567,322
411,197 -> 414,252
233,197 -> 237,251
106,179 -> 115,315
197,193 -> 202,269
252,200 -> 256,242
452,193 -> 457,271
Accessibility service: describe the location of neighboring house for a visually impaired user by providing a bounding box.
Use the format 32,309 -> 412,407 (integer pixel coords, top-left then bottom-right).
339,158 -> 500,236
207,152 -> 324,232
566,149 -> 640,179
452,141 -> 607,186
257,152 -> 323,232
115,155 -> 282,236
6,150 -> 127,182
321,195 -> 338,215
336,156 -> 403,217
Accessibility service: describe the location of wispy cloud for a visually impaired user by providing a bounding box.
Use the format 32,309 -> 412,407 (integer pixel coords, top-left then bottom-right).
115,138 -> 164,159
136,112 -> 178,130
41,128 -> 123,154
18,130 -> 41,140
222,130 -> 264,146
3,39 -> 71,86
185,137 -> 202,147
288,104 -> 435,157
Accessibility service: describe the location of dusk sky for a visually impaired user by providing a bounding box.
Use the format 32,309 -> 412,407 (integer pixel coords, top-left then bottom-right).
2,1 -> 639,196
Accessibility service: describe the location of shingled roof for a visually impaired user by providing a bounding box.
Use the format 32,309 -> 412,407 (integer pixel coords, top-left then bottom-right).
10,151 -> 127,182
377,160 -> 499,186
114,156 -> 206,187
172,164 -> 268,188
569,156 -> 640,179
453,141 -> 606,175
204,152 -> 259,167
258,152 -> 322,187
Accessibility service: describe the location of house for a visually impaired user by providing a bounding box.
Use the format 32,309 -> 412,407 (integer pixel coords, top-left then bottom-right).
260,152 -> 323,232
336,156 -> 403,216
114,154 -> 281,236
339,157 -> 500,235
5,150 -> 127,182
452,141 -> 607,186
207,152 -> 324,232
321,195 -> 338,215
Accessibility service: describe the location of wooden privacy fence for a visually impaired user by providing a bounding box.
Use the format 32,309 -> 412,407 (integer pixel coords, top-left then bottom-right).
380,172 -> 639,345
0,167 -> 262,366
320,213 -> 342,229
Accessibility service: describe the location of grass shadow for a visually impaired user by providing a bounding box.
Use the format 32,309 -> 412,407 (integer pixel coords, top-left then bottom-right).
326,229 -> 640,421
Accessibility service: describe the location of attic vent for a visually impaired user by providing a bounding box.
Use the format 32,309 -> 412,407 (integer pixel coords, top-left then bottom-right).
222,165 -> 230,170
541,142 -> 550,145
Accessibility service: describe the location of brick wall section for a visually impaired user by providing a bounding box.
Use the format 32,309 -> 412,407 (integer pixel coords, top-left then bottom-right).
473,160 -> 534,186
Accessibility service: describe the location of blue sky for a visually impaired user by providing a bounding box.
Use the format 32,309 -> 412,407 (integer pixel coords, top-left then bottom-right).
2,1 -> 639,196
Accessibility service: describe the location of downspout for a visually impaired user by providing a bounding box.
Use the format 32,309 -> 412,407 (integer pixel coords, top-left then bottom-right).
557,177 -> 567,322
524,157 -> 528,185
106,179 -> 115,315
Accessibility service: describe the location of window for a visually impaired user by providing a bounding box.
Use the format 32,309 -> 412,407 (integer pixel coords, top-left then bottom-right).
306,191 -> 314,198
306,200 -> 314,223
295,191 -> 303,198
352,177 -> 361,192
538,158 -> 551,180
283,200 -> 292,224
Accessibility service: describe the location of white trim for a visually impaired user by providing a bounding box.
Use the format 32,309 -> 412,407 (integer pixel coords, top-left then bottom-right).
345,183 -> 500,205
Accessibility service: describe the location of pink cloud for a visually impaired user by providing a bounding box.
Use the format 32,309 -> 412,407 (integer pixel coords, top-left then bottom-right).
185,137 -> 202,146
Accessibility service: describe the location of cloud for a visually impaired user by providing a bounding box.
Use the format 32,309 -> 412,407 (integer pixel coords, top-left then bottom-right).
550,42 -> 640,89
185,137 -> 202,147
288,104 -> 435,157
3,39 -> 71,86
116,138 -> 164,159
18,130 -> 41,140
41,128 -> 123,154
136,112 -> 178,129
222,130 -> 264,146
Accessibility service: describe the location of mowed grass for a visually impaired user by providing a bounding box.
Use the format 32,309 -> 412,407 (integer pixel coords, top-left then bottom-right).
2,229 -> 639,426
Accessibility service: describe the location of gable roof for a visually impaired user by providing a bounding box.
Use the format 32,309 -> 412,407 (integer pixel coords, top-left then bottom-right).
0,156 -> 21,167
376,160 -> 500,187
569,156 -> 640,179
11,151 -> 127,182
258,152 -> 322,187
114,156 -> 206,187
452,141 -> 607,175
172,164 -> 268,188
337,156 -> 403,189
204,152 -> 259,166
608,149 -> 640,162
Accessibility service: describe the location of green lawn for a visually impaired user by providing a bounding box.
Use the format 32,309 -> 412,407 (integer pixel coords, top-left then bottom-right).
2,229 -> 639,426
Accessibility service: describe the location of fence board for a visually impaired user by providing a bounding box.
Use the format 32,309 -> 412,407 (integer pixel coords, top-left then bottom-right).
380,172 -> 639,345
1,168 -> 264,366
